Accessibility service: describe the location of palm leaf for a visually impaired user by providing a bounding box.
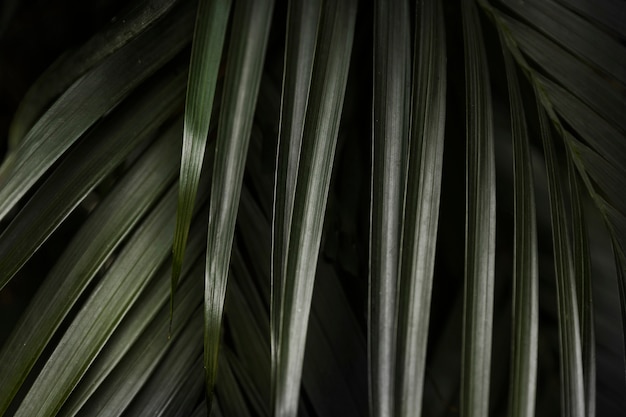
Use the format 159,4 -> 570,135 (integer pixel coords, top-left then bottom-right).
369,1 -> 410,415
1,1 -> 625,416
171,0 -> 231,309
0,69 -> 186,286
460,1 -> 497,415
271,0 -> 320,412
500,32 -> 539,417
271,1 -> 356,415
7,0 -> 182,146
395,1 -> 446,416
537,99 -> 585,417
0,1 -> 195,220
0,120 -> 186,415
63,261 -> 204,417
203,0 -> 274,405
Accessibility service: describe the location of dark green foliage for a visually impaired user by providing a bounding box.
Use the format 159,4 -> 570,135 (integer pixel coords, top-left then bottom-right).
0,0 -> 624,416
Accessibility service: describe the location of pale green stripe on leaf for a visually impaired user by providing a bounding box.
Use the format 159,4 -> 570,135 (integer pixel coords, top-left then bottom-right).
460,0 -> 497,416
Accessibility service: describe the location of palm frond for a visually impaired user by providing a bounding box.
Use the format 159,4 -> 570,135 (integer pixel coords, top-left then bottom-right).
0,1 -> 625,416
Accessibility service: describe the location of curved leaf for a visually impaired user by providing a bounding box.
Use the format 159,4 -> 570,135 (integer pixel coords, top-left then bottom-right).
271,0 -> 320,413
12,185 -> 180,417
501,34 -> 539,417
369,0 -> 411,415
395,1 -> 447,416
0,0 -> 195,221
171,0 -> 231,311
460,1 -> 497,415
536,96 -> 585,417
0,120 -> 184,415
272,1 -> 357,415
203,0 -> 274,406
0,69 -> 186,287
8,0 -> 181,146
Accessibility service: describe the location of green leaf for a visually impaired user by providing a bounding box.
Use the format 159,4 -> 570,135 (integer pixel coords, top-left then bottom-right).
119,321 -> 204,417
0,69 -> 186,287
499,13 -> 626,133
534,76 -> 626,174
567,157 -> 596,417
500,34 -> 539,417
552,0 -> 626,39
8,0 -> 181,146
272,1 -> 356,415
11,184 -> 181,417
369,0 -> 411,415
536,95 -> 585,417
171,0 -> 231,313
72,286 -> 202,417
58,232 -> 206,417
0,0 -> 195,221
460,0 -> 497,416
271,0 -> 320,413
395,1 -> 446,416
204,0 -> 274,407
216,350 -> 253,417
567,138 -> 626,216
0,120 -> 184,415
499,0 -> 626,86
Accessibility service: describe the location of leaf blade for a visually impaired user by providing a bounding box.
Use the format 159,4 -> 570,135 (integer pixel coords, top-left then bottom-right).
460,1 -> 497,415
0,120 -> 185,415
395,1 -> 447,416
271,0 -> 321,413
536,95 -> 585,417
500,33 -> 539,417
273,1 -> 357,415
203,0 -> 274,407
369,0 -> 411,415
171,0 -> 232,312
0,1 -> 195,221
0,69 -> 186,287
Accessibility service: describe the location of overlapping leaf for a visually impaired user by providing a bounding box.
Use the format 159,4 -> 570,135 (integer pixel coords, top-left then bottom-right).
395,1 -> 446,416
8,0 -> 182,145
460,1 -> 497,415
171,0 -> 231,309
0,69 -> 186,286
203,0 -> 274,406
0,1 -> 196,220
369,1 -> 410,415
500,34 -> 539,417
272,1 -> 356,415
536,98 -> 585,417
0,120 -> 186,415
